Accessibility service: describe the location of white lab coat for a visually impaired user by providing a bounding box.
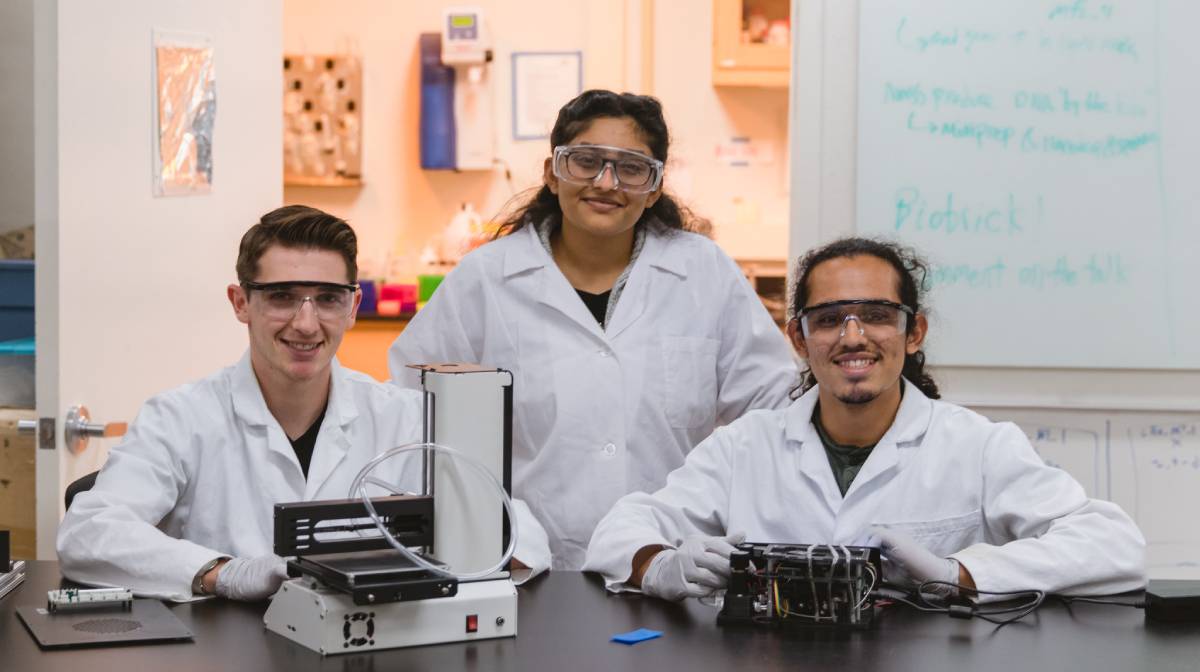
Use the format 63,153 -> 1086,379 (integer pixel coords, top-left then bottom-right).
583,380 -> 1147,600
390,224 -> 797,569
57,353 -> 551,600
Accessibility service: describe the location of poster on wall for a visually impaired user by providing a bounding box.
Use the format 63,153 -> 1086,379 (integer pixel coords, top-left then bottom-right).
283,54 -> 363,185
152,31 -> 216,197
512,51 -> 582,140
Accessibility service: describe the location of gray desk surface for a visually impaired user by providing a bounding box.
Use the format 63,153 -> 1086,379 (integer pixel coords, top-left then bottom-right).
1,561 -> 1196,671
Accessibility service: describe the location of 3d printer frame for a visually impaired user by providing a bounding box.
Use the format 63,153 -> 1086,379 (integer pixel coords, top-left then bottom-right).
273,496 -> 458,606
718,543 -> 882,629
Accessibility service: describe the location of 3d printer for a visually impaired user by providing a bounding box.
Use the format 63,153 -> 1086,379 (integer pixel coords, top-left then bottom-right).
718,543 -> 882,629
263,364 -> 518,655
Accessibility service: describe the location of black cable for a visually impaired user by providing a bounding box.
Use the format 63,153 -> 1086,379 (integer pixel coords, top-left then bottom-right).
878,591 -> 956,614
874,581 -> 1047,626
918,580 -> 1046,625
1057,595 -> 1146,608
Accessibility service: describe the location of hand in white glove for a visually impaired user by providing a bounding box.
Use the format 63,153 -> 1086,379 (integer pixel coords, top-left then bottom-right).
214,555 -> 289,601
870,525 -> 961,597
640,532 -> 746,602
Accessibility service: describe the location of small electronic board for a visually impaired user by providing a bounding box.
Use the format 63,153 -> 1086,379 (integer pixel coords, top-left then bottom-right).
47,587 -> 134,613
718,543 -> 881,629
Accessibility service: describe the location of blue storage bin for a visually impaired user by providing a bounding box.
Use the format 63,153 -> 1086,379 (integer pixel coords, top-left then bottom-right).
0,260 -> 34,342
0,337 -> 34,408
358,279 -> 378,315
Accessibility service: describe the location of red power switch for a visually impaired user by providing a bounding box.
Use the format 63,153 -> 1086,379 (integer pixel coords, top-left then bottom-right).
465,614 -> 478,633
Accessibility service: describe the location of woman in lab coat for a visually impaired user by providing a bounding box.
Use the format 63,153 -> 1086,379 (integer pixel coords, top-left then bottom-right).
390,90 -> 797,570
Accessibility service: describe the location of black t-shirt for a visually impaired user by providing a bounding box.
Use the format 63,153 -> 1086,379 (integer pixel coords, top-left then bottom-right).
289,407 -> 327,480
576,288 -> 611,327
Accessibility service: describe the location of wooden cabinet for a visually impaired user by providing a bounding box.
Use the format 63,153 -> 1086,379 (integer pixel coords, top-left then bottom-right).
712,0 -> 791,87
737,258 -> 789,324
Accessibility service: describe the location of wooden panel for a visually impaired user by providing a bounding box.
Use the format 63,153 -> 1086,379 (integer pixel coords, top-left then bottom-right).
0,408 -> 36,559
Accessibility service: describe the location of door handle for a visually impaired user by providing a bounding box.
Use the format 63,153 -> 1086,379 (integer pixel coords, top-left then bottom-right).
65,405 -> 128,454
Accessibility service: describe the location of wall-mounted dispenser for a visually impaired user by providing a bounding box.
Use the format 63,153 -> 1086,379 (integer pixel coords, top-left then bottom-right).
420,7 -> 494,171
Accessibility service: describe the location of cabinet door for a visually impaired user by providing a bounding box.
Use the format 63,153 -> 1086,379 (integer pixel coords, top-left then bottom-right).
713,0 -> 791,79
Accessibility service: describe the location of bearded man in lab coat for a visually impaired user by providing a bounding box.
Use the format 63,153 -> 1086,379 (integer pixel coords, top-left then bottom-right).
583,237 -> 1146,601
57,205 -> 549,601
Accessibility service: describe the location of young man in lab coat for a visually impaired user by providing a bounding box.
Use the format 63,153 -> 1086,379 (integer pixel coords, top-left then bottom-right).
583,237 -> 1146,601
57,205 -> 549,601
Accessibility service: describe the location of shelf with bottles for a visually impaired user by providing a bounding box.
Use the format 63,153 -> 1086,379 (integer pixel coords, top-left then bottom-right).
283,54 -> 364,186
712,0 -> 791,88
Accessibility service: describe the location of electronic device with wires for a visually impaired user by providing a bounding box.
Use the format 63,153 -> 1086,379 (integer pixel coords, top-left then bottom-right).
718,542 -> 882,629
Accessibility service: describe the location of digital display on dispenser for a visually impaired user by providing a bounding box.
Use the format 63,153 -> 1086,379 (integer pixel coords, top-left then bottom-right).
447,13 -> 478,40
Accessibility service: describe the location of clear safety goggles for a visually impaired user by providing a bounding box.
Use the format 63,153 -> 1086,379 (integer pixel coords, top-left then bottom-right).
798,299 -> 914,342
552,144 -> 665,194
242,280 -> 359,321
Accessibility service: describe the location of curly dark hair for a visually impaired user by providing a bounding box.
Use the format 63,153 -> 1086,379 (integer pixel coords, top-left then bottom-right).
493,89 -> 705,237
789,237 -> 940,400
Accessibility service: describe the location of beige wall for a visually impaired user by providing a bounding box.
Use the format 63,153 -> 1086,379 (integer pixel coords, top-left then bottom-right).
652,0 -> 791,260
283,0 -> 629,277
36,0 -> 283,557
0,0 -> 34,234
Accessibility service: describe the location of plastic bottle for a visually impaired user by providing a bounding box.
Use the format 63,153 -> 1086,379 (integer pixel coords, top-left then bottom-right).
441,203 -> 481,263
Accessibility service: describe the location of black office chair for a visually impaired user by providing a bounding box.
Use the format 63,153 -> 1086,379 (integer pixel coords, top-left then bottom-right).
64,471 -> 99,510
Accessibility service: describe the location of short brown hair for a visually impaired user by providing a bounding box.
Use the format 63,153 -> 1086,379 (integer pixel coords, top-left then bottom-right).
236,205 -> 357,283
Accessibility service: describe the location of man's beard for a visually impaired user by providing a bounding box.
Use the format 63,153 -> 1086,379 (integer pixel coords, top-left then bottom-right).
834,385 -> 879,405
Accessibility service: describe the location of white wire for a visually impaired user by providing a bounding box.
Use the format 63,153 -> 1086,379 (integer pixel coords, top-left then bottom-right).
347,441 -> 518,581
855,563 -> 878,611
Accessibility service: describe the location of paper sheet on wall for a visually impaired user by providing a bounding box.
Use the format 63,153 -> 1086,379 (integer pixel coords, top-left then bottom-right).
511,52 -> 582,140
978,406 -> 1200,579
153,31 -> 216,196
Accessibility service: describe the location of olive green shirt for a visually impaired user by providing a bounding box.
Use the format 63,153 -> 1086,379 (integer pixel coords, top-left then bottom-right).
813,405 -> 877,496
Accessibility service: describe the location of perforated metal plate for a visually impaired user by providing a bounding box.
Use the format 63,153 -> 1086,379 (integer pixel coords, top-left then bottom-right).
17,599 -> 192,649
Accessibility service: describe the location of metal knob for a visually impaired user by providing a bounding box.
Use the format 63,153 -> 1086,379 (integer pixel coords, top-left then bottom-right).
64,405 -> 127,454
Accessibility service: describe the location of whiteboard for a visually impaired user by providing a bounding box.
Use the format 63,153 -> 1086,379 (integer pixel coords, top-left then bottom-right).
856,0 -> 1200,369
789,0 -> 1200,576
976,407 -> 1200,579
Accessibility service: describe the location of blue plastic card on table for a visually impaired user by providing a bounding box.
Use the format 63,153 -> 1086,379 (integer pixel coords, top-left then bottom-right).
611,627 -> 663,645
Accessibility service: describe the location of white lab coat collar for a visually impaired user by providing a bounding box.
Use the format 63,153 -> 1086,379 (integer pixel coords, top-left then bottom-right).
230,351 -> 273,428
638,226 -> 690,279
229,351 -> 358,498
499,224 -> 692,339
501,224 -> 551,278
499,220 -> 691,279
783,379 -> 933,509
229,351 -> 360,427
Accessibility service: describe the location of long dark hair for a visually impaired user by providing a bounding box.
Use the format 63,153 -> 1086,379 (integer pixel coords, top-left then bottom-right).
789,237 -> 940,400
493,89 -> 702,238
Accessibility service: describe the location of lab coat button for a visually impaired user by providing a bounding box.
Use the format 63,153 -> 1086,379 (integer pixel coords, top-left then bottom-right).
597,349 -> 610,358
602,442 -> 617,456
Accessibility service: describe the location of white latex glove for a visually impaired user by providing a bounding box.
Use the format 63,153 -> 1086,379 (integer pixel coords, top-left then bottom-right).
641,532 -> 746,602
214,555 -> 289,601
870,525 -> 960,597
